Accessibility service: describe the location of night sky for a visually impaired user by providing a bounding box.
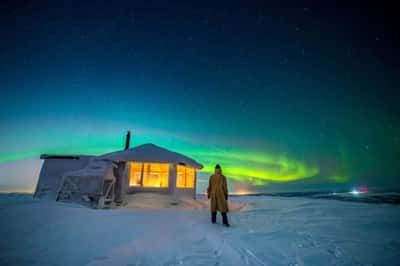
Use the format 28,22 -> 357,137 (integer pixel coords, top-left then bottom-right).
1,2 -> 399,193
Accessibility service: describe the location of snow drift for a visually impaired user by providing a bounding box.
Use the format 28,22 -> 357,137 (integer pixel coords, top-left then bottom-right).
0,193 -> 399,265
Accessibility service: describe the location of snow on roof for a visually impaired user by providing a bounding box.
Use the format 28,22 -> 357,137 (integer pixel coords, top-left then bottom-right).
64,159 -> 117,178
40,154 -> 94,160
98,143 -> 203,169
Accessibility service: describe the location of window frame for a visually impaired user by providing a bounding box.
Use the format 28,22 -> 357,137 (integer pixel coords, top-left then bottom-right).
129,162 -> 143,187
128,162 -> 170,188
176,165 -> 195,189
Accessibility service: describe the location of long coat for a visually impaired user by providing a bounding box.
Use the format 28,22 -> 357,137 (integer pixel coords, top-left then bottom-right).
207,174 -> 229,212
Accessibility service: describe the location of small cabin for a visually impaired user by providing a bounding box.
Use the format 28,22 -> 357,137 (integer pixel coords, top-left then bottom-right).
34,131 -> 203,207
98,143 -> 203,198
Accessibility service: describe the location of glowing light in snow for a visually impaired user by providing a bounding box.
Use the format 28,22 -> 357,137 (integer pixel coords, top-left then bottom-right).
231,189 -> 256,195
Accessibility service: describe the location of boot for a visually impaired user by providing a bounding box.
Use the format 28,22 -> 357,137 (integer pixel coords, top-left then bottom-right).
211,212 -> 217,224
221,212 -> 230,227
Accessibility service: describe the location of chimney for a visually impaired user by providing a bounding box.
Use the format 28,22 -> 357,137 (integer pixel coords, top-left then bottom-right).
125,130 -> 131,150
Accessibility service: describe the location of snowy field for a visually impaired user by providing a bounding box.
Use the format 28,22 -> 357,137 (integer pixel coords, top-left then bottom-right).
1,194 -> 399,266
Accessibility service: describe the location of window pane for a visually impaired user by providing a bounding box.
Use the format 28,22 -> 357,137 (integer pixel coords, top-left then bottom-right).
185,167 -> 195,188
129,163 -> 142,187
176,165 -> 195,188
176,165 -> 186,188
142,163 -> 169,188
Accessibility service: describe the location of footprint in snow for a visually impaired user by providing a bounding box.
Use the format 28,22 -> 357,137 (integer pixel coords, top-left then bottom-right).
327,247 -> 342,258
213,249 -> 222,257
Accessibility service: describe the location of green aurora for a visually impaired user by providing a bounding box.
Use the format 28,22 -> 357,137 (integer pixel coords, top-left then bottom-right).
0,131 -> 322,186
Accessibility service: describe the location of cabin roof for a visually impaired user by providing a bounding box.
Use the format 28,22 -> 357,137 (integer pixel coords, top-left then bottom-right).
98,143 -> 203,169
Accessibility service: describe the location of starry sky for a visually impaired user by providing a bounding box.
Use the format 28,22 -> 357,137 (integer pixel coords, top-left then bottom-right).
1,2 -> 399,193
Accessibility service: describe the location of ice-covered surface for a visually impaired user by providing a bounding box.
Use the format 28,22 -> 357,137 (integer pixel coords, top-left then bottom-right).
64,159 -> 116,178
1,193 -> 399,266
252,191 -> 400,205
120,193 -> 251,212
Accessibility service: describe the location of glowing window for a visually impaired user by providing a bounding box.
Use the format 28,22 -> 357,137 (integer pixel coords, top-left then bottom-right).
129,163 -> 142,187
176,165 -> 195,188
142,163 -> 169,188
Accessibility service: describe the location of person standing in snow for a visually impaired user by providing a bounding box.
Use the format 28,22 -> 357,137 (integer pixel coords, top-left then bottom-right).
207,164 -> 230,227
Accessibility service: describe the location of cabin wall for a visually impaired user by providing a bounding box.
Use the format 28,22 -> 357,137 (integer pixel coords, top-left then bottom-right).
114,162 -> 127,204
34,156 -> 93,199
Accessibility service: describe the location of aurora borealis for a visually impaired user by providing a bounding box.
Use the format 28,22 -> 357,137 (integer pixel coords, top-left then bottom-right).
1,3 -> 399,193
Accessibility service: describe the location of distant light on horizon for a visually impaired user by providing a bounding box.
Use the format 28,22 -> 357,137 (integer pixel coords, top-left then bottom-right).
350,185 -> 369,195
230,188 -> 256,195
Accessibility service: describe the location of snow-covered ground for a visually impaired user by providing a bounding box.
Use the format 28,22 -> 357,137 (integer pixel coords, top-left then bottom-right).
1,193 -> 399,266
